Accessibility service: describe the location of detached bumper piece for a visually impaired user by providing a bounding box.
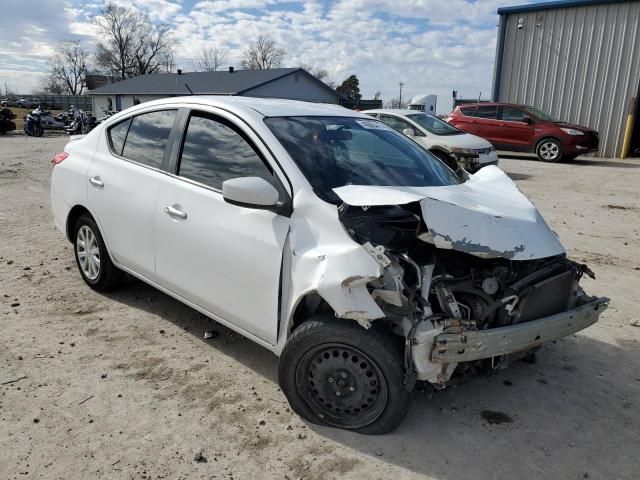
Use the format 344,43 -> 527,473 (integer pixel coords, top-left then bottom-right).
431,297 -> 609,363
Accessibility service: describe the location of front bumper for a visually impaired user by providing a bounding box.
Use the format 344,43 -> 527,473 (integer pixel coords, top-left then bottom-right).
455,150 -> 499,172
431,297 -> 609,363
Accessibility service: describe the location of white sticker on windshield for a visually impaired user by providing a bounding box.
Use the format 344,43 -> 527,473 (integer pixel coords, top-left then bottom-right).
355,119 -> 392,130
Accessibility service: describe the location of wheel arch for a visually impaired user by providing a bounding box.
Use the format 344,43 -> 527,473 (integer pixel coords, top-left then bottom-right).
66,204 -> 92,242
535,135 -> 563,149
65,205 -> 116,266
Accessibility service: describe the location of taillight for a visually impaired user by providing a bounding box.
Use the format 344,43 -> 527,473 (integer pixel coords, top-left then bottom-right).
52,152 -> 69,165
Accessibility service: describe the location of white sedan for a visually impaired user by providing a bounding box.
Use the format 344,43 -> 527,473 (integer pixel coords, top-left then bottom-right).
51,97 -> 607,434
364,109 -> 498,172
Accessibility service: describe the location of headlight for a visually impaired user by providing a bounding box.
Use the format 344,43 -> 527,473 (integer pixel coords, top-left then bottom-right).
450,147 -> 476,155
560,128 -> 584,136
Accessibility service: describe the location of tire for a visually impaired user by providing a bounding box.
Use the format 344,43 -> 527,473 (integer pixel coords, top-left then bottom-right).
535,138 -> 563,162
431,150 -> 459,171
278,315 -> 410,434
73,213 -> 123,291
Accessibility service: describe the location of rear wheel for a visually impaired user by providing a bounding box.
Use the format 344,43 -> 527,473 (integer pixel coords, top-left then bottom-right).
536,138 -> 563,162
278,316 -> 410,434
73,214 -> 123,291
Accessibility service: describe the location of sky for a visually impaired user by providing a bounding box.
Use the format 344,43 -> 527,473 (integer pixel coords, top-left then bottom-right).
0,0 -> 547,113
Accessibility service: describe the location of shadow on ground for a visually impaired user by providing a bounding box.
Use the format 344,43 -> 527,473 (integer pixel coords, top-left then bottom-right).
105,278 -> 639,480
499,152 -> 640,169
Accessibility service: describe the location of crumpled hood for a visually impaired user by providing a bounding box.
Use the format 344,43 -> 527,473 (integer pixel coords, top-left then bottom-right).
333,166 -> 565,261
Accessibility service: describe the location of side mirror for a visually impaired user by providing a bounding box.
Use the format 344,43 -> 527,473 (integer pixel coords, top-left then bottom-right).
222,177 -> 279,209
522,116 -> 532,124
402,127 -> 416,137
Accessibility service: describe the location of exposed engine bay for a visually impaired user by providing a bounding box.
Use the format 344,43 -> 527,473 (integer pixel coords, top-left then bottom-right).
332,167 -> 608,388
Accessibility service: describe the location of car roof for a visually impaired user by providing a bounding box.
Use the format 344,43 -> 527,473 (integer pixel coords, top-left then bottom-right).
456,102 -> 527,109
363,108 -> 426,115
127,96 -> 366,119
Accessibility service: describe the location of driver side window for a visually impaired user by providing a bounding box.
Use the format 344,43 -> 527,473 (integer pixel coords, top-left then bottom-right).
178,113 -> 275,191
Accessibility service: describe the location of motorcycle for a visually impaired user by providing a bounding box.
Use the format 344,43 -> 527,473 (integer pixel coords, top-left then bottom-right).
33,107 -> 67,130
0,108 -> 17,134
24,109 -> 44,137
65,109 -> 97,135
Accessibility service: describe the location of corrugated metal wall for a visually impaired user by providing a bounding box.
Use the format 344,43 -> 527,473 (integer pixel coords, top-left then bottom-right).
496,1 -> 640,157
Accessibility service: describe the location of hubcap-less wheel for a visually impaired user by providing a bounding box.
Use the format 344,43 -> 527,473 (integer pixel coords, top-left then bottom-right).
76,225 -> 100,280
297,343 -> 388,429
539,141 -> 560,161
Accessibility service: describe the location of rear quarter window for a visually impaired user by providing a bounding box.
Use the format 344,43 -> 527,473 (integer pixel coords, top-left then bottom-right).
107,118 -> 131,156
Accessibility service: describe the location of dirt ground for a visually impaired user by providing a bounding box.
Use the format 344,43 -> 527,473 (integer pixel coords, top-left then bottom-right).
1,135 -> 639,480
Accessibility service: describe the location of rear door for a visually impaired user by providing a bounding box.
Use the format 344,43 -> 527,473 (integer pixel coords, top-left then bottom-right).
497,106 -> 536,149
465,105 -> 501,144
87,109 -> 178,280
154,109 -> 291,344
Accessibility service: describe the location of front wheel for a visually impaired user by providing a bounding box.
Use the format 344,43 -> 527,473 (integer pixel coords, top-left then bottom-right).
536,138 -> 563,162
278,316 -> 410,434
431,150 -> 459,171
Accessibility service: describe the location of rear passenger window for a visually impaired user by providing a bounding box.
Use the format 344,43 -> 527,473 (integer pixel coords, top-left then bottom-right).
108,118 -> 131,156
178,113 -> 273,190
121,110 -> 176,169
473,106 -> 498,119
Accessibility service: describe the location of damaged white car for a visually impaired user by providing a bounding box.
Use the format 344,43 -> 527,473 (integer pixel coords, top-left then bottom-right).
51,97 -> 608,434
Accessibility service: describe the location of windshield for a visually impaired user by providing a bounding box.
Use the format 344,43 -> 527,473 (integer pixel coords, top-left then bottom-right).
264,116 -> 460,204
524,106 -> 558,122
407,113 -> 463,136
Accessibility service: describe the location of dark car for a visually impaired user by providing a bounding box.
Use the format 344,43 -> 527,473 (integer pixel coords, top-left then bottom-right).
448,103 -> 599,162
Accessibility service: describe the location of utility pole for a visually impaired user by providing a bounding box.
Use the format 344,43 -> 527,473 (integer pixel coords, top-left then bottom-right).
399,81 -> 405,107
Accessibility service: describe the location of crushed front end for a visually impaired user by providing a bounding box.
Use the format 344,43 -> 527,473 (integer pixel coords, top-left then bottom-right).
334,168 -> 609,388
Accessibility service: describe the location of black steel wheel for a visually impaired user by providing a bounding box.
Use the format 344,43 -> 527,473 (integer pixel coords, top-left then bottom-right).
296,343 -> 388,429
279,315 -> 410,434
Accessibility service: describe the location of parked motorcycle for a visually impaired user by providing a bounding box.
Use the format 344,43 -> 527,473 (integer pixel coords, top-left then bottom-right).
65,108 -> 97,135
33,107 -> 67,130
24,109 -> 44,137
0,108 -> 17,134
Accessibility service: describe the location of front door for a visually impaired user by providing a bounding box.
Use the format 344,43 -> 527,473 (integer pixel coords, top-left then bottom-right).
154,110 -> 290,344
115,95 -> 122,112
497,106 -> 536,149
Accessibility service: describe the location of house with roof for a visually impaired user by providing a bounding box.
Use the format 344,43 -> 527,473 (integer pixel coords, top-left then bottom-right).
88,67 -> 342,115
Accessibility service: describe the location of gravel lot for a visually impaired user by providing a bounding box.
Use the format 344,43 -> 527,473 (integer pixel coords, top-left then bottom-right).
1,135 -> 639,480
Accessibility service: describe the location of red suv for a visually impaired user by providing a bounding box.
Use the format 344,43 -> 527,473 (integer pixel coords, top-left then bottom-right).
448,103 -> 599,162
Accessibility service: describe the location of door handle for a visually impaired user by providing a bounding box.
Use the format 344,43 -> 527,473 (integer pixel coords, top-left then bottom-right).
164,205 -> 187,220
89,176 -> 104,188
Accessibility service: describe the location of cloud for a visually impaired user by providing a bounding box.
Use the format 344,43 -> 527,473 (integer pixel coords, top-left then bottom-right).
0,0 -> 539,109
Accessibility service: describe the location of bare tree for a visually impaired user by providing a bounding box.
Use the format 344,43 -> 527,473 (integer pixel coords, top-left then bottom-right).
385,98 -> 407,109
241,35 -> 286,70
94,3 -> 174,80
194,46 -> 229,72
36,76 -> 65,95
299,64 -> 330,83
45,40 -> 89,95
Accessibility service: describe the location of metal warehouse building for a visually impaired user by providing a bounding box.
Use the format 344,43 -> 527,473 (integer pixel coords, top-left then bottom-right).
492,0 -> 640,158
